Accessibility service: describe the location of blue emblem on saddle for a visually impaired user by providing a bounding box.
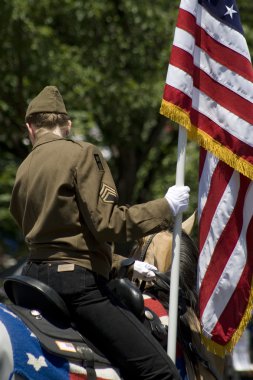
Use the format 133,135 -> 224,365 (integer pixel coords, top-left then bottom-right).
0,304 -> 70,380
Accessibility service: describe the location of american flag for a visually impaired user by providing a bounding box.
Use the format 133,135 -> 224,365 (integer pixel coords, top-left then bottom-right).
160,0 -> 253,356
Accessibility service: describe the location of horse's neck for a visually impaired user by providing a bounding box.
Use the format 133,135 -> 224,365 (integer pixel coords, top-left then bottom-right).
133,231 -> 173,273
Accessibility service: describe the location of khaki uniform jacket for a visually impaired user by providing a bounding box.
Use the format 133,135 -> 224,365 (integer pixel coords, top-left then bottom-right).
10,131 -> 173,279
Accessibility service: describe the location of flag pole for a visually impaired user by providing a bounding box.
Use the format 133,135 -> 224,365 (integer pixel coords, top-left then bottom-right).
167,125 -> 187,361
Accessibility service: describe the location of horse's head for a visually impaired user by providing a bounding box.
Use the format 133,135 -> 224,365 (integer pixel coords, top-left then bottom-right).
131,212 -> 198,310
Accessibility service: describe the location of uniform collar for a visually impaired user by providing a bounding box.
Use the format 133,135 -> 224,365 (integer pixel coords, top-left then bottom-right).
32,130 -> 65,150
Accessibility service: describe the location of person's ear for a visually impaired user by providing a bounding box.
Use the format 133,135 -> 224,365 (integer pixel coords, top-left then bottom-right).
26,123 -> 36,145
65,119 -> 72,137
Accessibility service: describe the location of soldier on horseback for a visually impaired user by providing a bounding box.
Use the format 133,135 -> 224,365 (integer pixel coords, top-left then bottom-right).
10,85 -> 190,380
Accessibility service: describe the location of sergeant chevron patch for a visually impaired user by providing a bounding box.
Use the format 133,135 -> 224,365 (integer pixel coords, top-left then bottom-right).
100,183 -> 118,203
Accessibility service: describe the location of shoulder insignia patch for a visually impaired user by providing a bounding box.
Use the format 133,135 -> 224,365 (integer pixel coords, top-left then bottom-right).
94,154 -> 104,171
100,183 -> 118,203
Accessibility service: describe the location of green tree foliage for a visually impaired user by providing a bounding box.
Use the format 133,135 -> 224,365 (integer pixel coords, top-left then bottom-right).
0,0 -> 252,255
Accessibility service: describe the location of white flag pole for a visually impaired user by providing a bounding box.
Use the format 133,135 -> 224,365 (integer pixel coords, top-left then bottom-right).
167,125 -> 187,361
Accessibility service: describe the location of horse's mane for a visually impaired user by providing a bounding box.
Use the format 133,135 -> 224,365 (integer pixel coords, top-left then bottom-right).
175,229 -> 198,313
131,227 -> 199,313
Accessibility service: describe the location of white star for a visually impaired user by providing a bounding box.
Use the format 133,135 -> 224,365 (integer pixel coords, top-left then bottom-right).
27,353 -> 48,371
224,4 -> 237,19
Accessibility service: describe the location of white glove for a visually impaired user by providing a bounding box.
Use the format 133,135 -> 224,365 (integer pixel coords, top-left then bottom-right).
165,185 -> 190,216
133,260 -> 157,281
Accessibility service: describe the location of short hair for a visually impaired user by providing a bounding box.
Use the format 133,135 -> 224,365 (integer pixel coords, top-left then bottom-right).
25,112 -> 70,129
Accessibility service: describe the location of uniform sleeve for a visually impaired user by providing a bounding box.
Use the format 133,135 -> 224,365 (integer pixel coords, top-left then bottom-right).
75,143 -> 173,242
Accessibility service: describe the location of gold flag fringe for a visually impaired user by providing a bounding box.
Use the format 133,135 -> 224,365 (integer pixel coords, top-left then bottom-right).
160,100 -> 253,181
160,99 -> 253,356
200,279 -> 253,357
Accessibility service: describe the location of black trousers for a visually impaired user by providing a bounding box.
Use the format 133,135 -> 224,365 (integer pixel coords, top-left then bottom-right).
22,262 -> 180,380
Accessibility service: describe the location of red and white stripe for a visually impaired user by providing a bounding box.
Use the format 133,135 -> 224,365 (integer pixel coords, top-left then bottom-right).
69,362 -> 121,380
198,149 -> 253,345
161,0 -> 253,351
163,0 -> 253,166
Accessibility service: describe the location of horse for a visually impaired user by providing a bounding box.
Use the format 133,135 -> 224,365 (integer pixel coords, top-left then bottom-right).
0,214 -> 223,380
130,212 -> 225,380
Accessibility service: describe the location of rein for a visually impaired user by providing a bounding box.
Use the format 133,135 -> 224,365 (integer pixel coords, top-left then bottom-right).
138,233 -> 157,292
139,233 -> 157,262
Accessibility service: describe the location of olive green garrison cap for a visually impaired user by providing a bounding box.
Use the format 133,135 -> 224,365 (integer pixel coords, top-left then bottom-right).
26,86 -> 68,118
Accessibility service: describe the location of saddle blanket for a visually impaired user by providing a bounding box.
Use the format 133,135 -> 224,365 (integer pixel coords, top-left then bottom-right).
0,297 -> 188,380
143,294 -> 189,380
0,303 -> 120,380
